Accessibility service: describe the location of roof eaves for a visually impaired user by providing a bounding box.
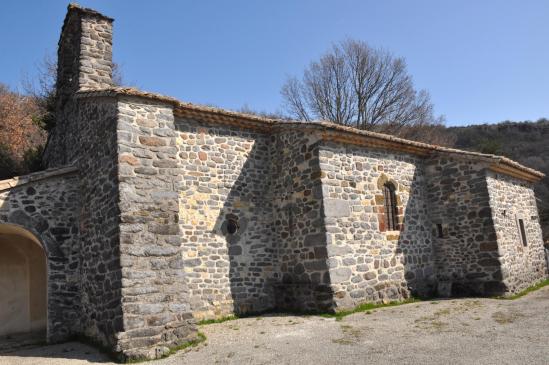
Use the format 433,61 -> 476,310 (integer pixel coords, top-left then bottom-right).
74,87 -> 545,183
0,166 -> 79,192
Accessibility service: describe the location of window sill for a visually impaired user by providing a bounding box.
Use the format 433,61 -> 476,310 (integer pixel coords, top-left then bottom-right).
385,231 -> 401,241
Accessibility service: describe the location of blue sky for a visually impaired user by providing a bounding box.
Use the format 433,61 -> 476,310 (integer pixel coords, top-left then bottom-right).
1,1 -> 548,126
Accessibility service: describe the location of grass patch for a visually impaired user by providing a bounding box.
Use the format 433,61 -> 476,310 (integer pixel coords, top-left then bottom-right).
160,332 -> 206,357
126,332 -> 206,363
415,318 -> 448,331
492,311 -> 523,325
413,306 -> 454,333
332,324 -> 362,345
434,308 -> 451,316
331,338 -> 353,345
197,315 -> 239,325
195,297 -> 422,328
319,298 -> 420,321
496,279 -> 549,300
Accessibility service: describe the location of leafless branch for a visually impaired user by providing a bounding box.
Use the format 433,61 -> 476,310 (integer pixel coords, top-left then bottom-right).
281,39 -> 444,141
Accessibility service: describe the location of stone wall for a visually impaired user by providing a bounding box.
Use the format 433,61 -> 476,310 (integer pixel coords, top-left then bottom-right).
425,156 -> 502,296
318,142 -> 435,309
115,97 -> 196,359
67,97 -> 124,349
45,92 -> 125,350
175,116 -> 275,318
270,129 -> 332,312
486,171 -> 548,293
0,168 -> 81,342
77,10 -> 114,90
42,4 -> 125,350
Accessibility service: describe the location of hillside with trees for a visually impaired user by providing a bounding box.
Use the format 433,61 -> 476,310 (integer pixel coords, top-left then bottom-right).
0,83 -> 46,178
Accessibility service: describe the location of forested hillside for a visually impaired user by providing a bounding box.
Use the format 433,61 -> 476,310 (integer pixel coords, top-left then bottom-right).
448,119 -> 549,241
0,83 -> 46,178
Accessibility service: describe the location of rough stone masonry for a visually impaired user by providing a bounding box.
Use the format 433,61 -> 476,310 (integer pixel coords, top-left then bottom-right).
0,4 -> 547,361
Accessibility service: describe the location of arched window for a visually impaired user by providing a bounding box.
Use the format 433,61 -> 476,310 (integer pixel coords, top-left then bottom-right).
383,182 -> 398,231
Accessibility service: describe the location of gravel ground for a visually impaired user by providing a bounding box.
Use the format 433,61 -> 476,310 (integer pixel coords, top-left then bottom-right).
2,286 -> 549,365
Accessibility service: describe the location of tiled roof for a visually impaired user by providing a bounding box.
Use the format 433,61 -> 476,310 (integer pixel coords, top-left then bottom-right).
76,87 -> 545,183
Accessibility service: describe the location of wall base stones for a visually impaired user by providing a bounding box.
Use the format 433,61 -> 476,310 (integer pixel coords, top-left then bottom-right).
273,283 -> 334,313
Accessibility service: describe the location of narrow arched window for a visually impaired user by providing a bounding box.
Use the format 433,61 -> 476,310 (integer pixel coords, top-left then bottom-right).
383,182 -> 398,231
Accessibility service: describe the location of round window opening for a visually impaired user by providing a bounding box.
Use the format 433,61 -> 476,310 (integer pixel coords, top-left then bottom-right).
227,219 -> 239,235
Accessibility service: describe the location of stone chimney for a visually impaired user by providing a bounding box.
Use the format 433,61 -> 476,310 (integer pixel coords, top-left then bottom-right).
57,3 -> 114,101
43,4 -> 114,167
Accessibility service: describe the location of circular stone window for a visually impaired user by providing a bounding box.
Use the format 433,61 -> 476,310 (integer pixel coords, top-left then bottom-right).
226,219 -> 239,235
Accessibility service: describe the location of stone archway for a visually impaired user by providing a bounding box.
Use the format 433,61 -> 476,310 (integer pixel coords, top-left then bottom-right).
0,224 -> 47,338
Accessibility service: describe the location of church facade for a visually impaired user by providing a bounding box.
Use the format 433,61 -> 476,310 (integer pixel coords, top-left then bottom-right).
0,4 -> 547,360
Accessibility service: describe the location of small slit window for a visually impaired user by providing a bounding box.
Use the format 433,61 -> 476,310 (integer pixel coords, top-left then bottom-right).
288,206 -> 295,237
436,224 -> 444,238
517,218 -> 527,246
383,182 -> 398,231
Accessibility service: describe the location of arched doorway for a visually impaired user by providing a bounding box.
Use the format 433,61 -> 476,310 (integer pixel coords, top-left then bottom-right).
0,224 -> 47,338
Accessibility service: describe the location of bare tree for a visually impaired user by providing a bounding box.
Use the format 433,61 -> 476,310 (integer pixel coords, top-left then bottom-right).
22,54 -> 57,131
23,53 -> 124,132
281,39 -> 443,138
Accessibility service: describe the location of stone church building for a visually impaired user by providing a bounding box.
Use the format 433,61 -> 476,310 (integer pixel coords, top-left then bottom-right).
0,4 -> 547,360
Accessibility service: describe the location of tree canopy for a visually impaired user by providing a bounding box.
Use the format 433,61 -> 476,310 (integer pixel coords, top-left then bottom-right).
281,39 -> 444,138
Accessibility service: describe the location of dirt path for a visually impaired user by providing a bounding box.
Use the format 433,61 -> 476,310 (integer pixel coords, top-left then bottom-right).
2,287 -> 549,365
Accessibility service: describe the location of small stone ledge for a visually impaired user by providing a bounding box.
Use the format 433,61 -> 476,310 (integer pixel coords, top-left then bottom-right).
0,166 -> 78,192
385,231 -> 401,241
